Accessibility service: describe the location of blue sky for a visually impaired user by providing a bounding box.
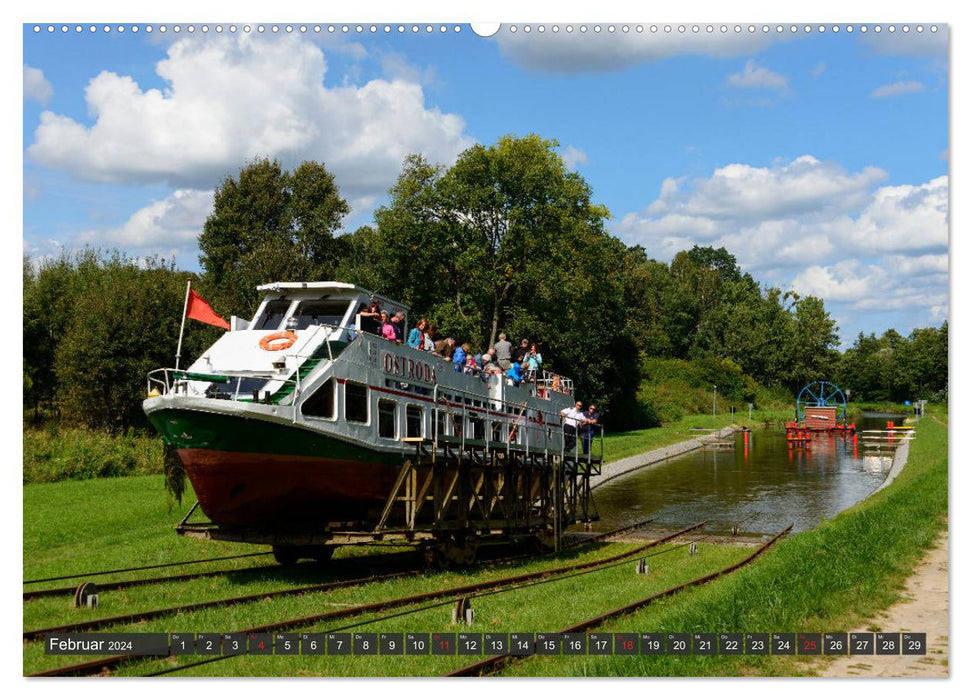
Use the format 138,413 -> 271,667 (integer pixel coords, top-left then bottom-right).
22,19 -> 948,347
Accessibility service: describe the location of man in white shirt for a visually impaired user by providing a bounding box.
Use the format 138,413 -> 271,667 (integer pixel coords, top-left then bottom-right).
560,400 -> 587,453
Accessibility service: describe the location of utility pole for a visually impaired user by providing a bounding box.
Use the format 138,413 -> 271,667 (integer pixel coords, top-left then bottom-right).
713,385 -> 717,417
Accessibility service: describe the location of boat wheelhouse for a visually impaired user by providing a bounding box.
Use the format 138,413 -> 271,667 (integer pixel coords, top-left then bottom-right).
144,282 -> 599,539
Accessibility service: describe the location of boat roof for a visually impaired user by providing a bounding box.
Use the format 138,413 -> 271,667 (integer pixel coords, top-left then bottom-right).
255,282 -> 409,311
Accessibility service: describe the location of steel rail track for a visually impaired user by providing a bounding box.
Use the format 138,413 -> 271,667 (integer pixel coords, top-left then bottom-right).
22,550 -> 418,603
28,520 -> 695,677
143,524 -> 708,677
23,551 -> 275,586
24,518 -> 656,603
444,524 -> 793,677
25,517 -> 657,634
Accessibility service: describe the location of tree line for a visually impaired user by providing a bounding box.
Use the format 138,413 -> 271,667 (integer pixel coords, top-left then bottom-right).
23,134 -> 948,432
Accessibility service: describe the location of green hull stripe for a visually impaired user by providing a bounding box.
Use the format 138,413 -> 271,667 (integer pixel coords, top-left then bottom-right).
147,408 -> 400,465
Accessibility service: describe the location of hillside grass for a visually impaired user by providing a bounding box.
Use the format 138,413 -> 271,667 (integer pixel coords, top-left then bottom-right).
506,405 -> 948,676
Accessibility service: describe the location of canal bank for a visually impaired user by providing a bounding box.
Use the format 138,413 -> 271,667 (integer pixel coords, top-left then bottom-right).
591,412 -> 913,536
512,406 -> 948,677
591,425 -> 741,490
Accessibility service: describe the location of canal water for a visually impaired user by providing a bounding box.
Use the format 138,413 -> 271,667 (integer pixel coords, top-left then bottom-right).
590,415 -> 907,536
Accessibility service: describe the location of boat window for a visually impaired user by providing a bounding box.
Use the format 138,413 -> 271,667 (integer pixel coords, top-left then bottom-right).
229,376 -> 268,399
378,399 -> 397,439
436,410 -> 449,437
491,420 -> 503,443
301,378 -> 335,419
345,382 -> 369,423
255,299 -> 292,331
406,405 -> 423,439
469,415 -> 486,441
293,300 -> 352,330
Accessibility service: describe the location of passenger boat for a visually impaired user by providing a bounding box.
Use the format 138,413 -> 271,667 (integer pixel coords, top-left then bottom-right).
143,282 -> 586,531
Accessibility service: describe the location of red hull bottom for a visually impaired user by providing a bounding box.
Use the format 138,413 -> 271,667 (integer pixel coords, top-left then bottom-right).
178,448 -> 398,526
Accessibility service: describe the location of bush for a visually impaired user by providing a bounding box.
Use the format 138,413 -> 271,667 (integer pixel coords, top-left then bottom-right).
635,357 -> 790,426
23,426 -> 165,484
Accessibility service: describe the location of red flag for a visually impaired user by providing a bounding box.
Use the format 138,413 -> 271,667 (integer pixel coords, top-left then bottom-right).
186,289 -> 230,329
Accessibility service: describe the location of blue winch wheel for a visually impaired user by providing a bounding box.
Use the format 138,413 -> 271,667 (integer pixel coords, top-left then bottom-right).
796,381 -> 847,423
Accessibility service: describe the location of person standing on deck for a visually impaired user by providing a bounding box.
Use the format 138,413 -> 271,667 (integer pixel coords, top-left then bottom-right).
582,404 -> 599,455
359,301 -> 382,335
560,400 -> 587,453
391,311 -> 406,343
452,343 -> 468,372
514,338 -> 530,366
494,333 -> 513,371
525,343 -> 542,382
379,311 -> 397,341
408,318 -> 428,349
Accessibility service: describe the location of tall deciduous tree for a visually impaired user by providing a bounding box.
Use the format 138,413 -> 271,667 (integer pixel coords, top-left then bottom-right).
52,254 -> 195,430
345,135 -> 634,415
199,158 -> 350,317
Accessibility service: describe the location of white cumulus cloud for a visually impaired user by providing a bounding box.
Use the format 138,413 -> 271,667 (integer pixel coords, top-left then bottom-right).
870,80 -> 926,98
636,156 -> 886,223
613,155 -> 948,340
27,34 -> 473,203
77,189 -> 214,257
726,60 -> 789,91
561,145 -> 589,170
24,64 -> 53,104
494,29 -> 779,74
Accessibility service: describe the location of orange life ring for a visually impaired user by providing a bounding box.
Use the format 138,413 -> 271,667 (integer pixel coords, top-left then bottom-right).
259,330 -> 297,351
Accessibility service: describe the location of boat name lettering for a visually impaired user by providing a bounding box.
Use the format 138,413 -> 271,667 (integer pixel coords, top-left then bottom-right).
382,352 -> 437,384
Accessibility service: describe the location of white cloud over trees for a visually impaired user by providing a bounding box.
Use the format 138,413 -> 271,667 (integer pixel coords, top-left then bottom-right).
615,156 -> 948,330
27,34 -> 472,200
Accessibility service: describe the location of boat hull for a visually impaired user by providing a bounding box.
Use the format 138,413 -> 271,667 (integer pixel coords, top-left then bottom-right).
147,405 -> 403,526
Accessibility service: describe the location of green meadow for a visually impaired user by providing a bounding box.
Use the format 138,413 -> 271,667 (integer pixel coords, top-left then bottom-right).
22,406 -> 946,677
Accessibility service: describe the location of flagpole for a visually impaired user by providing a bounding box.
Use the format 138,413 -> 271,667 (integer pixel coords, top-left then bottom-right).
175,279 -> 191,370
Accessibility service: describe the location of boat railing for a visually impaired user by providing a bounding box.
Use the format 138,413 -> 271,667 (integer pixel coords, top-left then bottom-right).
428,379 -> 602,471
535,370 -> 574,398
352,327 -> 580,391
147,367 -> 302,402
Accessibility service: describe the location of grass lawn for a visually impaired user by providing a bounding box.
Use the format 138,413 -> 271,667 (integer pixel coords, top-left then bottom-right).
22,406 -> 946,677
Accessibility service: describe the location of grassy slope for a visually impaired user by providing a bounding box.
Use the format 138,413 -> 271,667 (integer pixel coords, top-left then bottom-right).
603,409 -> 793,463
506,407 -> 948,676
23,408 -> 944,677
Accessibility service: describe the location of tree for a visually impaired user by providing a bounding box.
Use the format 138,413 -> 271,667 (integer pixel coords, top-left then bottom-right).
685,245 -> 745,284
199,158 -> 350,318
355,136 -> 611,345
345,134 -> 635,415
53,254 -> 196,430
785,295 -> 840,391
24,250 -> 105,418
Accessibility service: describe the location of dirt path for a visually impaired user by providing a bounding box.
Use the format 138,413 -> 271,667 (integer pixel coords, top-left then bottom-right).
817,530 -> 949,677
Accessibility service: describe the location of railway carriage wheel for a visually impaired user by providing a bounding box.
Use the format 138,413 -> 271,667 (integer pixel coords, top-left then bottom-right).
312,546 -> 335,564
430,533 -> 479,567
272,545 -> 298,566
272,545 -> 335,566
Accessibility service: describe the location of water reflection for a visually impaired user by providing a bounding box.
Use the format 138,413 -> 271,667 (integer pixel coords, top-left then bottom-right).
590,417 -> 903,535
